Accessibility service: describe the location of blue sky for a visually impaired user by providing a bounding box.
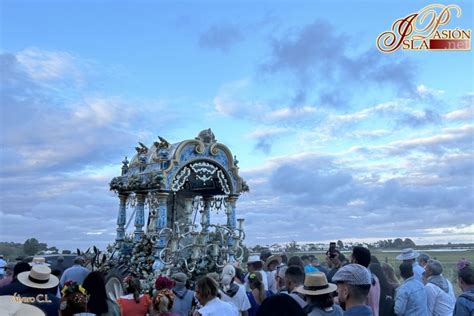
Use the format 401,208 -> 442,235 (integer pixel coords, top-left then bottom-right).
1,0 -> 473,250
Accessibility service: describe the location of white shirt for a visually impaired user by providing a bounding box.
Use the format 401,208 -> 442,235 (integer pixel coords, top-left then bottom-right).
221,284 -> 251,313
267,270 -> 277,294
425,280 -> 456,316
198,297 -> 238,316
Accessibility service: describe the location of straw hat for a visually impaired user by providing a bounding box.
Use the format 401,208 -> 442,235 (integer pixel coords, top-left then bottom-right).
295,272 -> 337,296
0,296 -> 45,316
29,257 -> 50,267
17,265 -> 59,289
264,255 -> 282,269
396,248 -> 420,260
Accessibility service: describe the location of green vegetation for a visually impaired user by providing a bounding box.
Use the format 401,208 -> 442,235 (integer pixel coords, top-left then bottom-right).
0,239 -> 70,261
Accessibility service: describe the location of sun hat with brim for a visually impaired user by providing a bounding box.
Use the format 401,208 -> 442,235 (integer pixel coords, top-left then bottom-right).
395,248 -> 420,260
247,255 -> 262,264
29,257 -> 50,267
264,255 -> 282,269
295,272 -> 337,296
0,296 -> 45,316
332,264 -> 372,285
17,265 -> 59,289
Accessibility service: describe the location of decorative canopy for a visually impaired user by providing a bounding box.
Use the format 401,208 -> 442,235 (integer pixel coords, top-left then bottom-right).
110,129 -> 249,196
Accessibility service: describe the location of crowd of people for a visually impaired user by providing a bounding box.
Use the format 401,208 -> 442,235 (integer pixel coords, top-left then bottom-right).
0,248 -> 472,316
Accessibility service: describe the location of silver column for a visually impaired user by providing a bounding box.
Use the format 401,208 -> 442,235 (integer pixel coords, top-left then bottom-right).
133,193 -> 147,242
115,193 -> 128,248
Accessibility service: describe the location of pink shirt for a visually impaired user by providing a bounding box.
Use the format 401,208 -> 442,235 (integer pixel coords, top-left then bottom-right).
367,274 -> 380,316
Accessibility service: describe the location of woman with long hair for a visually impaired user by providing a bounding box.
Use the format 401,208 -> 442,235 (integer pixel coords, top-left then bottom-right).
82,271 -> 120,316
370,262 -> 396,316
117,275 -> 152,316
246,272 -> 270,316
382,262 -> 400,291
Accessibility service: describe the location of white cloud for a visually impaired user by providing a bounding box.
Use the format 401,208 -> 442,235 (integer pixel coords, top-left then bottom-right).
16,47 -> 89,86
444,107 -> 474,121
266,106 -> 316,120
385,124 -> 473,154
352,129 -> 390,138
417,84 -> 445,97
73,97 -> 134,127
422,224 -> 474,236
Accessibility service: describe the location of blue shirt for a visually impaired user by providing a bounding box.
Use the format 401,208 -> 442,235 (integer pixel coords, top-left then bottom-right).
412,262 -> 425,282
305,264 -> 319,273
454,288 -> 474,316
395,276 -> 428,316
0,259 -> 6,276
171,287 -> 195,316
343,305 -> 372,316
59,264 -> 90,287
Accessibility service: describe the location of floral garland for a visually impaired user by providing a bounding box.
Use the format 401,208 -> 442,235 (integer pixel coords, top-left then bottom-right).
60,280 -> 88,315
61,280 -> 87,296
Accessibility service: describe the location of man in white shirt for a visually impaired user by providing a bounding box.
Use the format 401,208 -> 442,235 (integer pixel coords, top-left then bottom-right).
424,259 -> 456,316
264,255 -> 282,294
195,276 -> 238,316
245,256 -> 268,291
220,265 -> 250,316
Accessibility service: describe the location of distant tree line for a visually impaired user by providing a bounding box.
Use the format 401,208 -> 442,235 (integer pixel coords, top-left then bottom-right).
375,238 -> 416,249
249,238 -> 419,253
0,238 -> 71,260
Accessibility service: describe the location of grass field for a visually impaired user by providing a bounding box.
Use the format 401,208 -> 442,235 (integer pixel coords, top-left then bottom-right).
370,249 -> 473,285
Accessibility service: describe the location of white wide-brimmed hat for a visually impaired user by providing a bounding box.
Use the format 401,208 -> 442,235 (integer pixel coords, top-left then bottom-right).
29,257 -> 50,267
247,255 -> 262,264
295,272 -> 337,296
396,248 -> 420,260
17,265 -> 59,289
0,296 -> 45,316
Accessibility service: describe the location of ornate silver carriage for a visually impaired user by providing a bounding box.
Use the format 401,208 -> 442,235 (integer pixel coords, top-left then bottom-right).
102,129 -> 248,299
